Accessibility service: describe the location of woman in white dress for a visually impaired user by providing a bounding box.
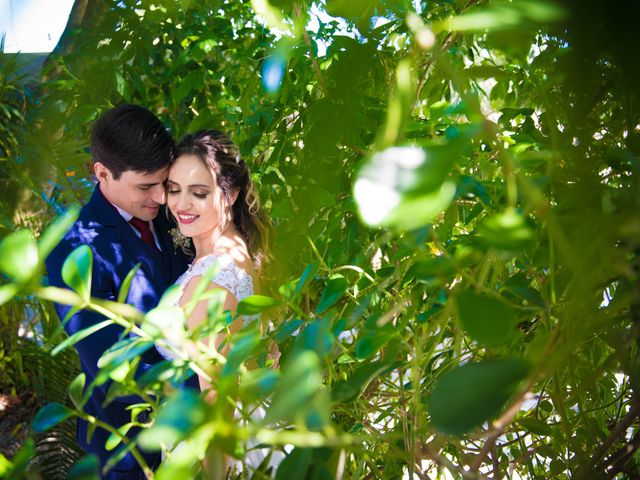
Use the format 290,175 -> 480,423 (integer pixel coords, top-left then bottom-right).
163,129 -> 269,386
161,130 -> 277,475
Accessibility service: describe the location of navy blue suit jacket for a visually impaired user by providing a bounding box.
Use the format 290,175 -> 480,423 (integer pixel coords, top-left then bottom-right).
46,185 -> 195,477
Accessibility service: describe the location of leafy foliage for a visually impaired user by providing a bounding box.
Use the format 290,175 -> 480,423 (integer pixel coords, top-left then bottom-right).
0,0 -> 639,478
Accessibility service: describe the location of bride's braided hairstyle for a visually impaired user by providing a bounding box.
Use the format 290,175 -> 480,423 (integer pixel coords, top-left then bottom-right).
176,130 -> 271,269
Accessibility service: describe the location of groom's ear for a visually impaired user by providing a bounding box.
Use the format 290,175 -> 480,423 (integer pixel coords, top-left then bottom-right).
94,162 -> 111,183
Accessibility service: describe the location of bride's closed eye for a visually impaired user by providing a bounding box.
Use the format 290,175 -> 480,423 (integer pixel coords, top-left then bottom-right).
167,188 -> 209,199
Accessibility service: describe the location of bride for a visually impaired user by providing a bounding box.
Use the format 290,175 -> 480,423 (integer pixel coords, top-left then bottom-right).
159,129 -> 274,474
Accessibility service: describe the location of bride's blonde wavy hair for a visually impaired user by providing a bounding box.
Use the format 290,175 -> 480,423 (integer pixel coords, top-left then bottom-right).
175,130 -> 271,270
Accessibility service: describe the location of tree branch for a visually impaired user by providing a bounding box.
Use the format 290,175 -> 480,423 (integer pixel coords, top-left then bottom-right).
576,395 -> 640,479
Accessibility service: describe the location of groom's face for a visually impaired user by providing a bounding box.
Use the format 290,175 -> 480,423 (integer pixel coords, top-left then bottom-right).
96,163 -> 169,221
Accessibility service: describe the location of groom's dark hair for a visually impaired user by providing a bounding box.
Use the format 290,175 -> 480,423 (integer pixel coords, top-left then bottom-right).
91,104 -> 175,179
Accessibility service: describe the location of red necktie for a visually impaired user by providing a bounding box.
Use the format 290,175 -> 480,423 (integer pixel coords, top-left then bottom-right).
129,217 -> 159,252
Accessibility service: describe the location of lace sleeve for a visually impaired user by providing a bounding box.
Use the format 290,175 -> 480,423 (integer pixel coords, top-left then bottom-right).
176,254 -> 254,302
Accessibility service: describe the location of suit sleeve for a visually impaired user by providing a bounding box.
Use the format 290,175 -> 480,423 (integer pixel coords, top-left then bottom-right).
46,241 -> 158,405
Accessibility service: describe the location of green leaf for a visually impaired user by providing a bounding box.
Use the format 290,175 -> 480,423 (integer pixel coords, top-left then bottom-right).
137,389 -> 207,451
477,210 -> 534,253
61,245 -> 93,302
105,423 -> 133,451
440,0 -> 566,32
37,206 -> 79,259
456,290 -> 516,346
67,454 -> 100,480
355,328 -> 394,360
275,447 -> 312,480
68,373 -> 86,409
519,417 -> 553,436
240,368 -> 280,401
117,263 -> 141,304
354,145 -> 459,230
0,284 -> 18,307
380,59 -> 415,146
332,361 -> 395,403
501,285 -> 545,308
296,319 -> 334,359
223,330 -> 262,376
266,350 -> 324,424
142,305 -> 186,340
274,319 -> 303,342
98,337 -> 153,369
158,284 -> 182,308
280,262 -> 319,300
32,402 -> 73,433
1,438 -> 34,477
237,294 -> 280,316
429,358 -> 530,434
51,319 -> 113,356
316,275 -> 348,314
0,230 -> 39,283
294,263 -> 319,298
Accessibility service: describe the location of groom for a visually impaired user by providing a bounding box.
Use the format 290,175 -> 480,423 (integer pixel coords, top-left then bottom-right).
46,104 -> 194,479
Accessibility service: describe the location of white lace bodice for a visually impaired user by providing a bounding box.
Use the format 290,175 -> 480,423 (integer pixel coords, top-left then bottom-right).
176,253 -> 254,302
156,253 -> 255,361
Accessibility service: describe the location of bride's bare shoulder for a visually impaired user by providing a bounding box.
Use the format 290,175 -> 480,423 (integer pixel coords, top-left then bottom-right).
216,234 -> 256,276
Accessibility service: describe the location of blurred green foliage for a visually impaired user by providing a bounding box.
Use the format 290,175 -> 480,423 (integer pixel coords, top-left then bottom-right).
0,0 -> 639,478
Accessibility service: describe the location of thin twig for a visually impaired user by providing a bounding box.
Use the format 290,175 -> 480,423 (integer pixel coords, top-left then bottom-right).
604,429 -> 640,478
471,379 -> 537,471
293,3 -> 328,96
577,395 -> 640,478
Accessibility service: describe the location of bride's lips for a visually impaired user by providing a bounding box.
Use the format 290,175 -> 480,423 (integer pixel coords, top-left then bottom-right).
177,211 -> 199,225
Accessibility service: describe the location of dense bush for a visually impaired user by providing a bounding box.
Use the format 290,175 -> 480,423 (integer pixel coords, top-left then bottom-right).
1,0 -> 639,478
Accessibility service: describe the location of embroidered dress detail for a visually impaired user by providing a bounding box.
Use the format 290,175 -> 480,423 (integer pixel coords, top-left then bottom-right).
157,253 -> 255,361
176,253 -> 254,302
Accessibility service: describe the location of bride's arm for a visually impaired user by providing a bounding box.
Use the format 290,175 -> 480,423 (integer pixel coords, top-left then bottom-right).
180,277 -> 243,399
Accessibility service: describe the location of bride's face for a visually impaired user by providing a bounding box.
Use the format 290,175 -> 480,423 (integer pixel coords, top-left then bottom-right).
166,154 -> 227,240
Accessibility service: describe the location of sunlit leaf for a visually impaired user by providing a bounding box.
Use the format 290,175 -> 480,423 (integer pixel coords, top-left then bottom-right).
117,263 -> 141,304
105,423 -> 133,451
98,337 -> 153,369
137,389 -> 207,450
51,319 -> 113,356
478,209 -> 534,252
237,294 -> 280,316
354,145 -> 459,230
142,305 -> 186,341
37,206 -> 79,259
68,372 -> 86,409
380,59 -> 415,146
439,0 -> 566,32
0,284 -> 18,307
0,230 -> 38,283
61,245 -> 93,302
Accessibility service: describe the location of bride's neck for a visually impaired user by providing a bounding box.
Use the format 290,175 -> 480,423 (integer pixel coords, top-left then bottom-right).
192,225 -> 239,260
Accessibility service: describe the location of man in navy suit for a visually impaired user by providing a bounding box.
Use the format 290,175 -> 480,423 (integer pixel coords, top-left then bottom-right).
46,104 -> 194,479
